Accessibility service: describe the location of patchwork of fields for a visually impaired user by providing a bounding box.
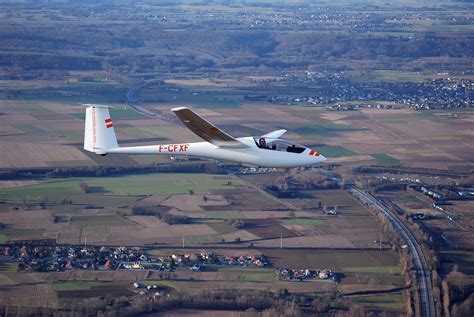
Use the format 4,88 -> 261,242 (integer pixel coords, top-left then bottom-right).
2,97 -> 469,315
0,171 -> 404,311
0,174 -> 383,249
1,99 -> 472,169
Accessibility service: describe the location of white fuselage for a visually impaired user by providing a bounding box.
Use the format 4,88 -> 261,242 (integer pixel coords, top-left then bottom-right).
107,137 -> 326,168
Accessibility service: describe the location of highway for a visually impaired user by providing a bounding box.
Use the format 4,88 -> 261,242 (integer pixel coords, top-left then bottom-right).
126,82 -> 160,117
350,188 -> 436,317
126,81 -> 177,123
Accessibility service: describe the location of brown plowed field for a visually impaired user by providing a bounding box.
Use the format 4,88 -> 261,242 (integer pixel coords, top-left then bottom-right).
244,219 -> 296,239
57,285 -> 135,298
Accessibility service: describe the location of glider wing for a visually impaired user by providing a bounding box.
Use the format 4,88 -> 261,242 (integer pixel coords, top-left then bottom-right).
172,107 -> 248,148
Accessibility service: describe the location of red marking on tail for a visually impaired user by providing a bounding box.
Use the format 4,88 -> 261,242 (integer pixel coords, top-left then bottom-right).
106,124 -> 113,128
105,118 -> 112,123
315,152 -> 320,156
309,150 -> 315,156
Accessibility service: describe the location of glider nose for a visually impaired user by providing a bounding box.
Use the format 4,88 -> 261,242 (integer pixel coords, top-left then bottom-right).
308,149 -> 326,163
313,153 -> 326,164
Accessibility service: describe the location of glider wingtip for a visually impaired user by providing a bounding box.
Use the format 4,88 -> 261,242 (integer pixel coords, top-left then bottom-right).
171,106 -> 189,112
82,103 -> 115,109
262,129 -> 288,139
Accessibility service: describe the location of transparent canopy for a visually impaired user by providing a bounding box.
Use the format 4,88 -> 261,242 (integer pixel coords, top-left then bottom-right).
254,137 -> 307,154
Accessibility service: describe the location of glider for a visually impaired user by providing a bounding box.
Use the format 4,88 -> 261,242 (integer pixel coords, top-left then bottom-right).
83,104 -> 326,168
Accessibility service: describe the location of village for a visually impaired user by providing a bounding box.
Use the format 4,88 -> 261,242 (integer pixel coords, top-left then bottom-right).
0,244 -> 335,283
1,245 -> 267,272
248,74 -> 471,110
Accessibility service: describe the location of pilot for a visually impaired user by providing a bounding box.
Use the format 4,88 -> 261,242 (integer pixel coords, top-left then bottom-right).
258,137 -> 267,148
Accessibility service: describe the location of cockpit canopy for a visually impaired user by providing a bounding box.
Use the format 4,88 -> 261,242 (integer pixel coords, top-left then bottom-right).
254,137 -> 307,154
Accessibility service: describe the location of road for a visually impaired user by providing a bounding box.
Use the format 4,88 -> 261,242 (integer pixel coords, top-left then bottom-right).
126,81 -> 177,122
350,188 -> 436,317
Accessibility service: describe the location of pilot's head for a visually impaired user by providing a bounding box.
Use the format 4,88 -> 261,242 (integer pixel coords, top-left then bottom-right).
259,137 -> 266,146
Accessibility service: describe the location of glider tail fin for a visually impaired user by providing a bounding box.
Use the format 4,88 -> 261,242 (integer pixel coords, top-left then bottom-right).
83,104 -> 119,155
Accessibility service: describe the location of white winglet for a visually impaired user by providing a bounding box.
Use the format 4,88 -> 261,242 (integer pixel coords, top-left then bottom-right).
262,129 -> 287,139
82,103 -> 115,109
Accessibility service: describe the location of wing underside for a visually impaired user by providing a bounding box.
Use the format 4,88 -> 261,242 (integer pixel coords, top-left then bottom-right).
172,107 -> 248,148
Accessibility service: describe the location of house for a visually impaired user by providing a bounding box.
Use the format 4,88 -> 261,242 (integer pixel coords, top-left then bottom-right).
318,270 -> 331,279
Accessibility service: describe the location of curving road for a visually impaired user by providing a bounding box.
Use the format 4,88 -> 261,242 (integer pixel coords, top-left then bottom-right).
350,188 -> 436,317
126,81 -> 177,123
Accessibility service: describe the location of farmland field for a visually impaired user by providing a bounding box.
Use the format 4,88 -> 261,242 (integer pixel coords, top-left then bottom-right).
53,280 -> 111,291
264,249 -> 400,270
202,210 -> 244,219
373,153 -> 400,166
0,229 -> 45,242
1,96 -> 473,170
70,215 -> 130,226
0,261 -> 19,272
355,292 -> 404,310
281,218 -> 324,225
0,173 -> 243,201
315,145 -> 357,158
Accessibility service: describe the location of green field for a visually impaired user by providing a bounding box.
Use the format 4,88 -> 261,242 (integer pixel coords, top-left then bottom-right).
0,173 -> 244,202
13,124 -> 47,136
238,271 -> 275,282
0,261 -> 19,272
0,229 -> 45,242
217,267 -> 276,282
189,218 -> 226,224
84,174 -> 242,195
316,145 -> 357,158
0,180 -> 82,201
144,92 -> 242,109
19,101 -> 55,115
295,120 -> 363,138
373,153 -> 400,166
